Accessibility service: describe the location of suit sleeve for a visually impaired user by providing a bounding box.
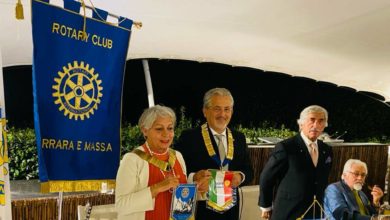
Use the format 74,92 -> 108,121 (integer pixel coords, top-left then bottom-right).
258,143 -> 288,208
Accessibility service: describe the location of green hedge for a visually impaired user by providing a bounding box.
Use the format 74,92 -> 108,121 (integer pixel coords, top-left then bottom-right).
7,127 -> 38,180
6,121 -> 296,180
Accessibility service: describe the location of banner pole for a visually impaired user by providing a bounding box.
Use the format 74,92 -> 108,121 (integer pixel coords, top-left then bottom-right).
142,59 -> 155,107
0,48 -> 12,220
58,191 -> 63,220
0,51 -> 6,119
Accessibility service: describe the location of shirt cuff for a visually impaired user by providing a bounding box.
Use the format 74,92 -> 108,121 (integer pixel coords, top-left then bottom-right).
187,172 -> 195,183
237,171 -> 245,185
260,206 -> 272,212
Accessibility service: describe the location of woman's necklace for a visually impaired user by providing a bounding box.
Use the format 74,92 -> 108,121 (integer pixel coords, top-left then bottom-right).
159,168 -> 176,179
145,142 -> 169,156
145,142 -> 176,178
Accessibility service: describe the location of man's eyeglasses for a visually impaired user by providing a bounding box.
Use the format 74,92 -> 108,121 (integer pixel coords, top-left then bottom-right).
209,106 -> 233,114
348,171 -> 367,178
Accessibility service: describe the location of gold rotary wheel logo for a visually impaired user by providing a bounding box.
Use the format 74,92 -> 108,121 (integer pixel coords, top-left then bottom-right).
52,61 -> 103,120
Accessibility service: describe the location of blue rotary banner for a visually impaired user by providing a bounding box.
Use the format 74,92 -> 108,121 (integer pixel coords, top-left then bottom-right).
32,0 -> 133,192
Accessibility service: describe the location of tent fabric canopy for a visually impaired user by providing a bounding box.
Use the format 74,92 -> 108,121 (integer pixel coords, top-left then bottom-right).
1,0 -> 390,102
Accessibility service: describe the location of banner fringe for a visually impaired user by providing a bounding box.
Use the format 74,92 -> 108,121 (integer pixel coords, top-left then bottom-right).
41,180 -> 116,193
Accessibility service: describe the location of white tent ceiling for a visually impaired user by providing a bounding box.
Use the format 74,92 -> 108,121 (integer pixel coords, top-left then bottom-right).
1,0 -> 390,103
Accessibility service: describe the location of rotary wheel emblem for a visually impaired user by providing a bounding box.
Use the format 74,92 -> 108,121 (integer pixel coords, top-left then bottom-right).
52,61 -> 103,120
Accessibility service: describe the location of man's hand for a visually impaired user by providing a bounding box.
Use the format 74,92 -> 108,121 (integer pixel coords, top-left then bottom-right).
262,210 -> 272,219
371,185 -> 384,206
231,172 -> 242,188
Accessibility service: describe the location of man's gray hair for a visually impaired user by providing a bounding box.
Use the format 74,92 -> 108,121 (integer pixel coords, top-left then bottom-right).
341,159 -> 368,179
297,105 -> 328,127
138,105 -> 176,130
203,87 -> 234,108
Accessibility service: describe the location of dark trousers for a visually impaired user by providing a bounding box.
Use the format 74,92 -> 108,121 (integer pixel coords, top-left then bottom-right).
196,199 -> 240,220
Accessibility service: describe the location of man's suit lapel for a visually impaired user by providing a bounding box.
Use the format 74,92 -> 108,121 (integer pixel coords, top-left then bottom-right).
295,135 -> 315,168
344,184 -> 361,212
206,125 -> 219,154
197,127 -> 213,157
202,125 -> 223,168
316,141 -> 327,169
358,190 -> 371,212
343,182 -> 372,214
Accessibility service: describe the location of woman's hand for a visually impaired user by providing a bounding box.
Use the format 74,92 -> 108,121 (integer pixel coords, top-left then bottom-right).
150,175 -> 180,198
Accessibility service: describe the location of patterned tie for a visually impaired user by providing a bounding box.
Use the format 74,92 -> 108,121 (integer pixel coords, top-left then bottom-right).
353,190 -> 367,215
309,142 -> 318,167
215,134 -> 227,170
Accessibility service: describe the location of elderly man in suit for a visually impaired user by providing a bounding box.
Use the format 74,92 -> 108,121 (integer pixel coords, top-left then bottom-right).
324,159 -> 383,220
176,87 -> 254,220
258,105 -> 333,220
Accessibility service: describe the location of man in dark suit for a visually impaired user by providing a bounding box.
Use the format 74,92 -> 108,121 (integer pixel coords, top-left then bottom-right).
176,87 -> 254,220
258,105 -> 333,220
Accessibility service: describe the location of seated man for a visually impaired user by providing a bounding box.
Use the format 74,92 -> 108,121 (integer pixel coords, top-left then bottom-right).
324,159 -> 384,220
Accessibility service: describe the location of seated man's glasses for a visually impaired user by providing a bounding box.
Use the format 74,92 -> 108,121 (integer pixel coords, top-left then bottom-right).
348,171 -> 367,178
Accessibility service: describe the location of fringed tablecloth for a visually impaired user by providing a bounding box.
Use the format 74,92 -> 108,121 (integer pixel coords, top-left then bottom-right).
12,193 -> 114,220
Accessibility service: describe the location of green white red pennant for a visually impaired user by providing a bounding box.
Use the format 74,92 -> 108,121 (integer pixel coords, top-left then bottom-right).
206,169 -> 236,212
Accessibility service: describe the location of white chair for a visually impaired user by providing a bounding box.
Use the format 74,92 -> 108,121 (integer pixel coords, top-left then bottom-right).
239,185 -> 265,220
77,204 -> 117,220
